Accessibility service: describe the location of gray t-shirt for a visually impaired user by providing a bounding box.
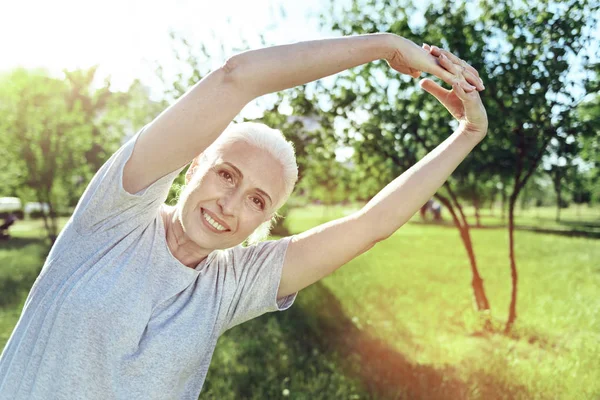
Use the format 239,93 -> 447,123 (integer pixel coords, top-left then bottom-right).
0,128 -> 296,399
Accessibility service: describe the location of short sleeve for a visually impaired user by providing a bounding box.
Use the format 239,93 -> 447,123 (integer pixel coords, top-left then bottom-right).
222,236 -> 297,332
71,126 -> 185,235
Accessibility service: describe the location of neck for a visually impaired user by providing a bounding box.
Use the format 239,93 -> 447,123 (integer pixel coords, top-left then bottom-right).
163,206 -> 211,269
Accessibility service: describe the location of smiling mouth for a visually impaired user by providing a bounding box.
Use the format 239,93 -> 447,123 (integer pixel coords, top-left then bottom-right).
200,209 -> 229,232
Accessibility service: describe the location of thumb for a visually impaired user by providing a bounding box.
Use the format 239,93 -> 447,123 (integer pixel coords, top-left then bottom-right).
419,78 -> 451,104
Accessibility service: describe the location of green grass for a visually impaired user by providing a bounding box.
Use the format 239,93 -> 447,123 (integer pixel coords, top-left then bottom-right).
438,204 -> 600,236
0,218 -> 70,346
280,205 -> 600,399
1,209 -> 599,399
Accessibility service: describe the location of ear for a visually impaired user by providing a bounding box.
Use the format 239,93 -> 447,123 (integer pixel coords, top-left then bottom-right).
185,155 -> 203,185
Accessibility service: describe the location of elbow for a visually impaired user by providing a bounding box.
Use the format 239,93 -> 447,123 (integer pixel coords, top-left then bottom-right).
360,232 -> 390,256
356,210 -> 394,247
222,57 -> 247,89
222,56 -> 240,77
221,56 -> 258,100
372,231 -> 393,245
366,223 -> 396,247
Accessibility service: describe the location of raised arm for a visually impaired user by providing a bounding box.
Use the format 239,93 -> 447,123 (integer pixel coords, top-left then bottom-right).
278,51 -> 488,298
124,34 -> 389,193
123,34 -> 482,194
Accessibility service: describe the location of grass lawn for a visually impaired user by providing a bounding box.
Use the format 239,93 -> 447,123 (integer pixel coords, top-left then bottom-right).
1,209 -> 598,399
0,218 -> 69,346
282,205 -> 600,399
437,204 -> 600,236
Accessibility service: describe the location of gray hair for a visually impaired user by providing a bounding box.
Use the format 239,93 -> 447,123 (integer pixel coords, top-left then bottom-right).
189,121 -> 298,244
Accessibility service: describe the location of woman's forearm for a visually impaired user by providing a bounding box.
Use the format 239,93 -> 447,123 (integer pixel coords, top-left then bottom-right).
359,126 -> 484,242
226,33 -> 396,98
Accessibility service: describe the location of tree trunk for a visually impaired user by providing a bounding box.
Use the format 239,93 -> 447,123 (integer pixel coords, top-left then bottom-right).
505,193 -> 519,333
551,169 -> 562,223
436,194 -> 490,313
500,185 -> 506,223
39,204 -> 52,242
473,196 -> 481,228
48,201 -> 58,244
459,223 -> 489,311
39,191 -> 57,244
556,186 -> 562,222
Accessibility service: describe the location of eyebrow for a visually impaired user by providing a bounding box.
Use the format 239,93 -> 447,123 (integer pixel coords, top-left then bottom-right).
223,162 -> 273,205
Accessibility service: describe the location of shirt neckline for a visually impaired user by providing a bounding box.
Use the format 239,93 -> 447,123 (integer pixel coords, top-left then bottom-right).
157,205 -> 213,274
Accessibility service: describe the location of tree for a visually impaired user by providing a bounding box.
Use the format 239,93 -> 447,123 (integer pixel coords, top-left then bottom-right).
476,0 -> 599,332
454,172 -> 498,227
320,0 -> 493,321
320,0 -> 599,332
577,70 -> 600,205
0,68 -> 89,241
0,67 -> 158,242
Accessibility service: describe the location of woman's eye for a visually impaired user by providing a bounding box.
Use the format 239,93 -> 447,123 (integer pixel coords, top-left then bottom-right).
251,197 -> 265,210
219,170 -> 233,183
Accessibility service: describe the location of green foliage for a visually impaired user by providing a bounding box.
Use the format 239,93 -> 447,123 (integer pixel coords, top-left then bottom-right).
577,91 -> 600,203
320,0 -> 599,206
319,0 -> 598,330
0,67 -> 161,241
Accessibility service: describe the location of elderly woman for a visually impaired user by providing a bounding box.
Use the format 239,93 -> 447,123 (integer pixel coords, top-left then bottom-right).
0,33 -> 486,399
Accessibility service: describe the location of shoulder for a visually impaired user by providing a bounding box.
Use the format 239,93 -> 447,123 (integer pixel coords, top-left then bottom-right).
228,237 -> 293,267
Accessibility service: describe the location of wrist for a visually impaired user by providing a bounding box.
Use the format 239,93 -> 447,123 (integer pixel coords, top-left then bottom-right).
458,121 -> 488,142
380,33 -> 404,60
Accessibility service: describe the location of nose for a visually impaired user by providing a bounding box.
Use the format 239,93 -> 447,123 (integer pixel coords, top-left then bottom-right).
217,190 -> 242,217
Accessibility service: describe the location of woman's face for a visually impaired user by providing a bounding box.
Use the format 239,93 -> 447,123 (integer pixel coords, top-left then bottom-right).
178,140 -> 285,250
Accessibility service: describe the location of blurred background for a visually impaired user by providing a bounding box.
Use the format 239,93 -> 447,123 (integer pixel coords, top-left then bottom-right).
1,0 -> 599,399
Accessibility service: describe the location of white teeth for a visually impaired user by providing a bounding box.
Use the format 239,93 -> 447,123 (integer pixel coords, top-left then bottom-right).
202,210 -> 227,231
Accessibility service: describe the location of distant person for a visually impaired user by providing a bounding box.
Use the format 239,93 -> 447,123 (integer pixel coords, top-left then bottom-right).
0,33 -> 486,398
420,199 -> 434,220
0,213 -> 17,240
432,200 -> 443,221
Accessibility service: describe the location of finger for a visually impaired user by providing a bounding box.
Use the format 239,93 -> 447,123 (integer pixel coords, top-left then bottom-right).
426,61 -> 465,91
422,79 -> 462,120
447,54 -> 480,79
430,45 -> 482,80
438,54 -> 482,87
458,58 -> 481,79
452,80 -> 469,101
422,49 -> 475,91
460,66 -> 485,91
454,81 -> 487,126
419,78 -> 452,102
433,46 -> 463,67
453,79 -> 482,110
422,43 -> 431,51
429,45 -> 442,56
439,54 -> 476,92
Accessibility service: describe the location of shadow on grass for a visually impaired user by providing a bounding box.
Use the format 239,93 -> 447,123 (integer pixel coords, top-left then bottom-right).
0,237 -> 46,251
558,219 -> 600,229
293,283 -> 528,400
205,282 -> 528,399
0,237 -> 47,309
410,220 -> 600,239
0,271 -> 38,308
516,226 -> 600,239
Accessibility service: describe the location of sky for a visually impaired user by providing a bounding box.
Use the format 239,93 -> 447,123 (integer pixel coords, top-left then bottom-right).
2,0 -> 596,150
0,0 -> 338,117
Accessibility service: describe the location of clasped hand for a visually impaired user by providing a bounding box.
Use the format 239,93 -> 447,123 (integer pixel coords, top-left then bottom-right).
385,37 -> 488,140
